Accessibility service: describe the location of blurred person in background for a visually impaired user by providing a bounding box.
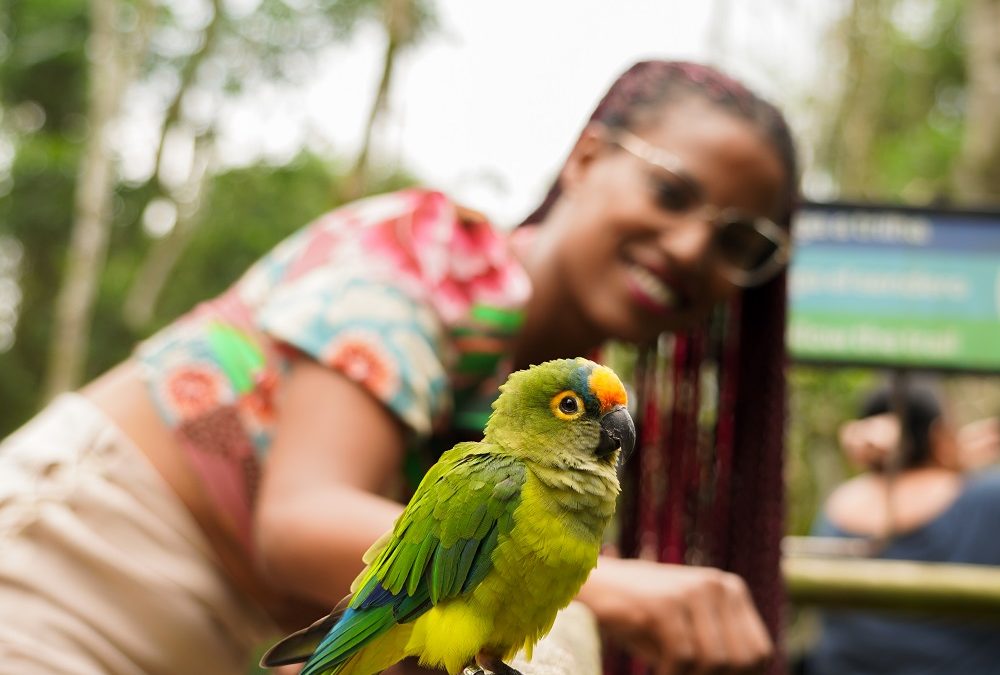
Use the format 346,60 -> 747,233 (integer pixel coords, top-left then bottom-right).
0,60 -> 796,675
805,385 -> 1000,675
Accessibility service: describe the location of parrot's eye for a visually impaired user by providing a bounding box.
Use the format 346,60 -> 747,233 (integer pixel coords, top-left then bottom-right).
550,390 -> 585,421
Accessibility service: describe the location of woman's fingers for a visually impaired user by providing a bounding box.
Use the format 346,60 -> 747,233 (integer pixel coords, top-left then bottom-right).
655,599 -> 697,675
716,573 -> 772,673
684,573 -> 730,673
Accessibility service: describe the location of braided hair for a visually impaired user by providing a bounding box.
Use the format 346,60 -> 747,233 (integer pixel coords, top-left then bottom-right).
521,61 -> 798,672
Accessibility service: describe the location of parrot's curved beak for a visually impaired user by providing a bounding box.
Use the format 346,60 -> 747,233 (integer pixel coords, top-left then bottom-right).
596,405 -> 635,462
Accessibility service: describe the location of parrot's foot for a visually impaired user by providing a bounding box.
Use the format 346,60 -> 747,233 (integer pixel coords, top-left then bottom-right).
462,668 -> 485,675
475,651 -> 523,675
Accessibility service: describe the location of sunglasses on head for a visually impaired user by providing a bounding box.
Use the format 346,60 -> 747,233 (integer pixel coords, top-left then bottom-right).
603,127 -> 791,288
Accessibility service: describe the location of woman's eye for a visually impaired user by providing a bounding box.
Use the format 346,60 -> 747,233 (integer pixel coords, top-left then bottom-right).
650,174 -> 697,212
559,396 -> 579,414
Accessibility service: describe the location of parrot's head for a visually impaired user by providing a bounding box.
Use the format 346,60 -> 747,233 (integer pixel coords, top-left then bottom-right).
484,358 -> 635,472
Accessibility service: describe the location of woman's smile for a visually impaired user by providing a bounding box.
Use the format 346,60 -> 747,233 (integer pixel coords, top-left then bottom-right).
624,261 -> 680,314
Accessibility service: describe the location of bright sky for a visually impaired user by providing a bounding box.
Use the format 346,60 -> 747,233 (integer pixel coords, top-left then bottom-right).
144,1 -> 847,227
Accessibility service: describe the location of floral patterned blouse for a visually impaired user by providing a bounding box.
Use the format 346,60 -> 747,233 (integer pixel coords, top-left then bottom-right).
135,189 -> 532,551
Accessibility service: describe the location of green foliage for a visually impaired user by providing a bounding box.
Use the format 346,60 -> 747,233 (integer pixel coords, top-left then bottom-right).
0,0 -> 88,133
0,0 -> 87,432
867,0 -> 966,201
822,0 -> 968,202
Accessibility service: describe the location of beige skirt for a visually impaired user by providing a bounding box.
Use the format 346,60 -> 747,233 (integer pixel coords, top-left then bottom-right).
0,394 -> 278,674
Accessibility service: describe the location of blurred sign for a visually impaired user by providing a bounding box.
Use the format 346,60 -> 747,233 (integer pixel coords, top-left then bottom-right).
788,203 -> 1000,372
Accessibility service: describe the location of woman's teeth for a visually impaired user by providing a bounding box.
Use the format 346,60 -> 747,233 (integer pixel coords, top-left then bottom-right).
630,264 -> 677,308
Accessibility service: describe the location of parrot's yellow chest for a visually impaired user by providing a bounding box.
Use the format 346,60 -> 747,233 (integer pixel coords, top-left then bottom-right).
485,473 -> 606,644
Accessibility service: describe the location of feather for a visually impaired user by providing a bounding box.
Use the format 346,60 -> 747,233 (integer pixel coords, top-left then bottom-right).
259,600 -> 347,667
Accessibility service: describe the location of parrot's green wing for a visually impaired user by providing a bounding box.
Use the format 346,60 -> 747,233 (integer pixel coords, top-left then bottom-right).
269,444 -> 526,675
358,445 -> 525,604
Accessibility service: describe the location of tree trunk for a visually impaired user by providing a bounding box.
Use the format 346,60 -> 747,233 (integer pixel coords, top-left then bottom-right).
44,0 -> 152,399
122,138 -> 212,329
952,0 -> 1000,206
341,0 -> 415,201
122,0 -> 222,330
829,0 -> 894,199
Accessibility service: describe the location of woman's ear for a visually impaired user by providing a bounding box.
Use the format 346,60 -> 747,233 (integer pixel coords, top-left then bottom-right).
559,125 -> 612,194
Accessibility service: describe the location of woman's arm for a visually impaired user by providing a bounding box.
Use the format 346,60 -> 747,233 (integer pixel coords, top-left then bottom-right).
254,357 -> 407,605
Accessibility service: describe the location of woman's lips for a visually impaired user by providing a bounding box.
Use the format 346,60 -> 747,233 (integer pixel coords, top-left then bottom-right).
625,262 -> 679,313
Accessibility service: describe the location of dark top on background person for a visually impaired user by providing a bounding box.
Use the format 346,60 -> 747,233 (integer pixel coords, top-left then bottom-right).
807,386 -> 1000,675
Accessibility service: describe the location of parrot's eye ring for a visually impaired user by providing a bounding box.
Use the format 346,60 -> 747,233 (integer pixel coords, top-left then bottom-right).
550,390 -> 585,421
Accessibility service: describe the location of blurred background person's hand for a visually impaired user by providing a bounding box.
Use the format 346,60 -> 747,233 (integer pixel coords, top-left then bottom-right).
838,413 -> 901,472
956,417 -> 1000,472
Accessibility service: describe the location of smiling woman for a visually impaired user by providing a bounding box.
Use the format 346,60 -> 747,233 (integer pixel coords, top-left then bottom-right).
0,60 -> 796,675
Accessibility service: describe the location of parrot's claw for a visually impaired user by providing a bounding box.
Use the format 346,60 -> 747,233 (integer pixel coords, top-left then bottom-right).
463,668 -> 486,675
475,652 -> 523,675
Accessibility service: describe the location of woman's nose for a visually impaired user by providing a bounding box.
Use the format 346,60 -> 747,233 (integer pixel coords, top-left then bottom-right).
658,213 -> 715,271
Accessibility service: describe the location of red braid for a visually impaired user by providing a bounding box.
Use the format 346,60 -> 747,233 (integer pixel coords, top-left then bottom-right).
619,275 -> 788,675
721,274 -> 789,656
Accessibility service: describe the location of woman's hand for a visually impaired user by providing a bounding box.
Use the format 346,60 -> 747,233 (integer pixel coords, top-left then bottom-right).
577,557 -> 772,675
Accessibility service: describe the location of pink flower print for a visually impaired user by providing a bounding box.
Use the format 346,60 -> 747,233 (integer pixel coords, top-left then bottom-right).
449,218 -> 500,281
362,190 -> 452,284
166,366 -> 226,419
324,332 -> 400,400
409,192 -> 454,283
443,219 -> 530,312
361,213 -> 422,284
430,279 -> 475,324
358,189 -> 530,322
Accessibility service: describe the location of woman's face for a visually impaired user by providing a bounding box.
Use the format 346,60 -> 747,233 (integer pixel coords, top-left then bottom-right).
548,97 -> 788,343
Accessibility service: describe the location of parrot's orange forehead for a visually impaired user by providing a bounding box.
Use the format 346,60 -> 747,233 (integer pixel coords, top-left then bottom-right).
588,365 -> 627,413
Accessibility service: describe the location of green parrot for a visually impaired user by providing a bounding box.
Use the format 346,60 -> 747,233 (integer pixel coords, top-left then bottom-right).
261,357 -> 635,675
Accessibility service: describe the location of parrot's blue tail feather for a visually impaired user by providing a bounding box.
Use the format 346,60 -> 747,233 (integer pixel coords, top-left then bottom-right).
299,605 -> 398,675
259,602 -> 346,668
